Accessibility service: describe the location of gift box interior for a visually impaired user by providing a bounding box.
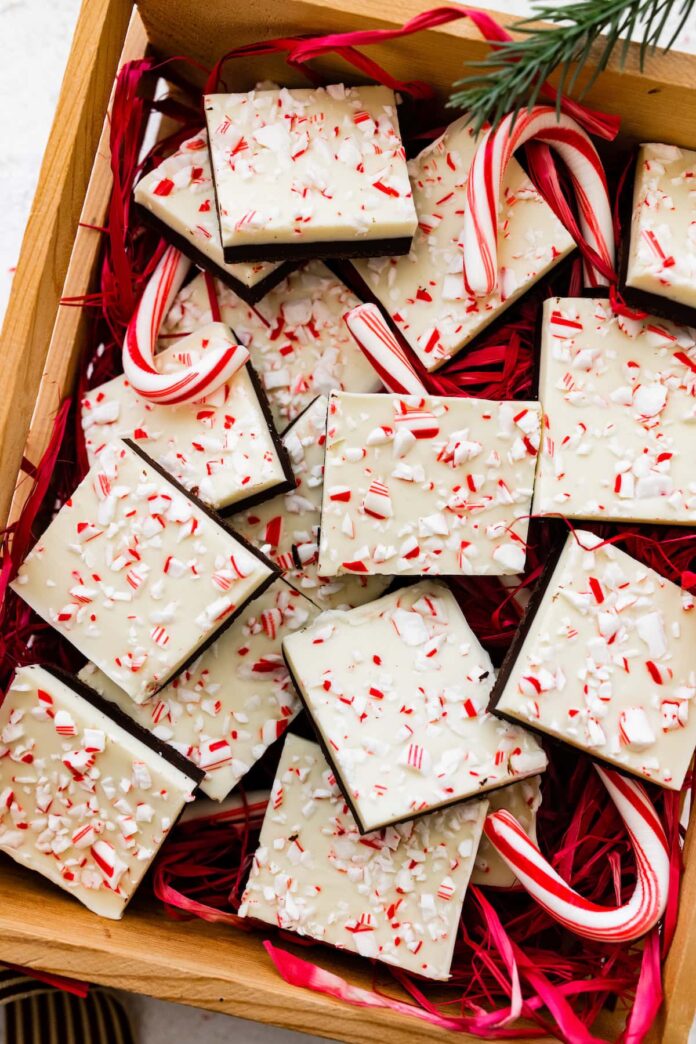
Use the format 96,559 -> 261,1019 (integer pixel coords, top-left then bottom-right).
2,0 -> 696,1041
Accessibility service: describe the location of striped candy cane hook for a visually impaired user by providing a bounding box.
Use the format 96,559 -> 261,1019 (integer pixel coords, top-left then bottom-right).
462,106 -> 615,297
123,246 -> 249,405
343,303 -> 427,395
483,765 -> 669,943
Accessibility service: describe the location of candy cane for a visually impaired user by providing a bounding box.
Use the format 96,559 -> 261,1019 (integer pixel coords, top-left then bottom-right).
343,304 -> 426,395
461,106 -> 614,297
483,765 -> 669,943
123,246 -> 249,405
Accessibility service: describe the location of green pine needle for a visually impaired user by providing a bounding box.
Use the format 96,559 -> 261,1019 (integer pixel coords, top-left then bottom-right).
449,0 -> 696,133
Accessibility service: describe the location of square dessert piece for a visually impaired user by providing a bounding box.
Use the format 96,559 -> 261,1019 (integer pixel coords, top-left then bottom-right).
534,297 -> 696,524
10,441 -> 277,704
318,391 -> 541,578
204,85 -> 417,263
239,733 -> 487,979
79,578 -> 318,801
352,115 -> 574,372
282,581 -> 547,832
471,776 -> 542,889
81,321 -> 294,514
134,130 -> 292,303
230,396 -> 389,610
0,665 -> 199,918
160,264 -> 381,428
624,143 -> 696,322
491,530 -> 696,790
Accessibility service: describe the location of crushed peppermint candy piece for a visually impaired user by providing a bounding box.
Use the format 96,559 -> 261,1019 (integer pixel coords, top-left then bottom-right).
134,130 -> 287,300
159,264 -> 380,429
204,86 -> 417,262
0,665 -> 197,918
239,733 -> 487,979
472,776 -> 542,889
492,530 -> 696,789
625,142 -> 696,317
79,578 -> 317,801
81,323 -> 293,512
534,297 -> 696,524
351,115 -> 574,372
318,392 -> 540,578
10,441 -> 276,703
282,582 -> 546,833
229,395 -> 388,611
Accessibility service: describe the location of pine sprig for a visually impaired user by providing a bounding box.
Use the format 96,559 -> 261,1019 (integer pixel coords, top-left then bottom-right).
449,0 -> 696,133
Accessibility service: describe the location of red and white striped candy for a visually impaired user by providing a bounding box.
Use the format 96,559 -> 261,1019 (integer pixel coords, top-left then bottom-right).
483,765 -> 669,943
462,106 -> 614,296
123,246 -> 249,405
343,303 -> 426,395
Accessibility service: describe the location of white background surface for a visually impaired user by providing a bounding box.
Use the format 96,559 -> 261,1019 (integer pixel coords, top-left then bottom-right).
2,1 -> 695,1041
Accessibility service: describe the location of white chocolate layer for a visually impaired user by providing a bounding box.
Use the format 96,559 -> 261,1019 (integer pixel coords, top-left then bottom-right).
229,396 -> 389,610
282,582 -> 547,832
534,297 -> 696,523
495,531 -> 696,790
352,115 -> 574,372
134,130 -> 281,289
204,85 -> 417,253
471,776 -> 542,888
160,265 -> 380,428
240,733 -> 487,979
0,665 -> 197,919
81,323 -> 289,511
318,392 -> 540,578
79,578 -> 318,801
627,143 -> 696,310
10,442 -> 274,704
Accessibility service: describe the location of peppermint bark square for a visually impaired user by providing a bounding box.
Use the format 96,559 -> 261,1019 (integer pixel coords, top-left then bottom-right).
204,85 -> 418,263
623,143 -> 696,324
134,130 -> 292,303
318,391 -> 540,578
230,396 -> 389,610
351,115 -> 574,372
160,264 -> 381,429
239,733 -> 487,979
534,297 -> 696,524
81,323 -> 293,513
282,581 -> 547,832
0,665 -> 198,918
10,441 -> 277,704
79,578 -> 318,801
491,530 -> 696,790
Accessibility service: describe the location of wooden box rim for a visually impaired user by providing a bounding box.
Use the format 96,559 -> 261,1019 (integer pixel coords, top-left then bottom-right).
1,1 -> 696,1040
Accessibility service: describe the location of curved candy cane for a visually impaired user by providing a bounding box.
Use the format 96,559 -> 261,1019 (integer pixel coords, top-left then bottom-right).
483,765 -> 669,943
462,106 -> 615,297
123,246 -> 249,405
343,304 -> 426,395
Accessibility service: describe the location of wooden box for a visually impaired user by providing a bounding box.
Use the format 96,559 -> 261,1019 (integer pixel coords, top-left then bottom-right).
2,1 -> 696,1040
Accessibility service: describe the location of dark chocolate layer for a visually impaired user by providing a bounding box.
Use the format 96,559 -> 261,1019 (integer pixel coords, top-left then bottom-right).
134,203 -> 297,304
222,236 -> 414,265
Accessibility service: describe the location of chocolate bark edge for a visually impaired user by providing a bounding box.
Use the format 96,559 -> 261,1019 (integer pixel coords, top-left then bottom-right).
222,236 -> 415,265
487,526 -> 568,718
217,360 -> 296,518
134,203 -> 298,305
121,438 -> 281,696
616,148 -> 696,329
40,663 -> 205,786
